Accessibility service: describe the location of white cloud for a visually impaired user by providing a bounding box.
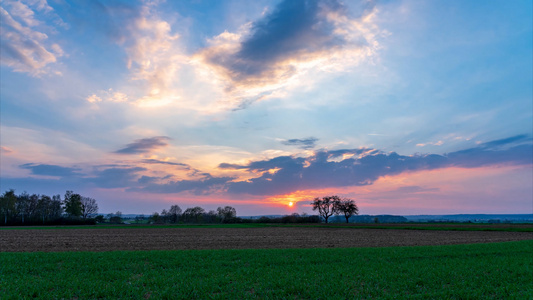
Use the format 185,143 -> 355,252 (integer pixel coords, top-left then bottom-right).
86,89 -> 129,104
193,0 -> 383,110
0,0 -> 64,75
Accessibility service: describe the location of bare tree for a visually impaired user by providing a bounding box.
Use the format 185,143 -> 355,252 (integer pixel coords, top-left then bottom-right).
335,198 -> 359,223
311,195 -> 341,224
80,196 -> 98,219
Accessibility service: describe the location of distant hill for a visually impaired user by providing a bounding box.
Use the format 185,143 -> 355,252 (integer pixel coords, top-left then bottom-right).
107,213 -> 533,223
403,214 -> 533,223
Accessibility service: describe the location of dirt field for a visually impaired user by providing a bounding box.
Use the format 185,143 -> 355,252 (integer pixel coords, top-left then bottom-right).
1,227 -> 532,252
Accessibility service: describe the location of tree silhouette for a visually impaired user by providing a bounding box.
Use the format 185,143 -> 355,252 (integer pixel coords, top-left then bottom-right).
335,198 -> 359,223
80,197 -> 98,219
311,195 -> 341,224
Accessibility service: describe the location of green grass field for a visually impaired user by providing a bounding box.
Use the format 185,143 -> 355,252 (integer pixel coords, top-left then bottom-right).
1,240 -> 532,299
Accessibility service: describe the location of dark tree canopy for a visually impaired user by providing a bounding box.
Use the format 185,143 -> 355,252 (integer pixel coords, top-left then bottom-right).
64,191 -> 82,218
335,198 -> 359,223
217,206 -> 237,223
311,195 -> 341,224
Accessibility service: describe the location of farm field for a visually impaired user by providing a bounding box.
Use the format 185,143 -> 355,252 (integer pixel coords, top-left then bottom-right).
1,225 -> 532,252
1,225 -> 532,298
1,239 -> 532,299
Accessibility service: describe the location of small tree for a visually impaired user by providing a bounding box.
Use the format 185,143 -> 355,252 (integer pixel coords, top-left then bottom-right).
80,196 -> 98,219
311,195 -> 341,224
335,198 -> 359,223
64,191 -> 82,218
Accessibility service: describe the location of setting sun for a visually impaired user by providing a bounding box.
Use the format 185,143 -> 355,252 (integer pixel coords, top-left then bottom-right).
288,202 -> 294,207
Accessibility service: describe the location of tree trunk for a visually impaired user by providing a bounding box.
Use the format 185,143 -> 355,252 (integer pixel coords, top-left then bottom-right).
345,216 -> 349,223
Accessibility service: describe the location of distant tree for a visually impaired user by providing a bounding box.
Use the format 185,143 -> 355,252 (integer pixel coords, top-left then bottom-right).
168,205 -> 182,223
1,190 -> 17,224
150,212 -> 161,224
94,215 -> 105,223
183,206 -> 205,223
36,195 -> 52,224
335,198 -> 359,223
205,210 -> 218,223
64,191 -> 82,218
311,195 -> 341,224
80,196 -> 98,219
16,192 -> 30,224
50,195 -> 63,219
109,211 -> 123,224
217,206 -> 237,223
161,209 -> 169,223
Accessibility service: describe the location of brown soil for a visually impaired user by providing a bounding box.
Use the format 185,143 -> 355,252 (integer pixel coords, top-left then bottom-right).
1,227 -> 531,252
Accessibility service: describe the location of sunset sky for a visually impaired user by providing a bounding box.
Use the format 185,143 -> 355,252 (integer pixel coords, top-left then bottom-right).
1,0 -> 532,216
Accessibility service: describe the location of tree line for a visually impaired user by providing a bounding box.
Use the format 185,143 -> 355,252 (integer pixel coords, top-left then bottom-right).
147,205 -> 240,224
0,190 -> 98,226
1,189 -> 359,226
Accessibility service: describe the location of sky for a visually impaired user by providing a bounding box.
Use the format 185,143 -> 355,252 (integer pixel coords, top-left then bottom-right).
1,0 -> 532,216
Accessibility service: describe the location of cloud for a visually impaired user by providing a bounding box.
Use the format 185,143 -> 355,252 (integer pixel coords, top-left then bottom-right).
9,135 -> 531,198
114,136 -> 170,155
1,146 -> 13,154
394,186 -> 440,194
0,0 -> 64,75
281,137 -> 318,149
477,134 -> 531,149
140,159 -> 190,168
130,174 -> 234,195
19,163 -> 82,177
90,166 -> 146,189
195,0 -> 380,108
86,88 -> 128,103
222,135 -> 532,195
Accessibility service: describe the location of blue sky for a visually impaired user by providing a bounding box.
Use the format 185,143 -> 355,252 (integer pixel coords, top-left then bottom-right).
1,0 -> 532,215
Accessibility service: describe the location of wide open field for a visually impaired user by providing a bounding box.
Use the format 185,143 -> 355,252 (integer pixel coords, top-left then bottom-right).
1,226 -> 532,252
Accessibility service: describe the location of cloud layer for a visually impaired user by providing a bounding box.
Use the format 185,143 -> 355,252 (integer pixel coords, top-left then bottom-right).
114,136 -> 171,155
10,135 -> 530,199
196,0 -> 380,107
0,0 -> 63,75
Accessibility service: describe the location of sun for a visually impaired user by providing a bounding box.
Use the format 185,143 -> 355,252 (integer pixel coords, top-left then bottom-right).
288,201 -> 294,207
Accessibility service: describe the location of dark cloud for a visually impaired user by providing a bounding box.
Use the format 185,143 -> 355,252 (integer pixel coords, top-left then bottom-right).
10,135 -> 532,197
224,136 -> 533,195
477,134 -> 531,149
19,164 -> 82,177
115,136 -> 170,154
281,137 -> 319,149
130,175 -> 234,195
141,159 -> 190,169
90,167 -> 146,189
201,0 -> 374,85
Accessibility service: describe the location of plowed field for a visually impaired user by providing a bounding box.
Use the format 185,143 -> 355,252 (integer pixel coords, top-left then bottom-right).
1,227 -> 532,252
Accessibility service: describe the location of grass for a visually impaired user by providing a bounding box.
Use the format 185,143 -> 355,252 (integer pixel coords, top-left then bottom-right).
1,240 -> 532,299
